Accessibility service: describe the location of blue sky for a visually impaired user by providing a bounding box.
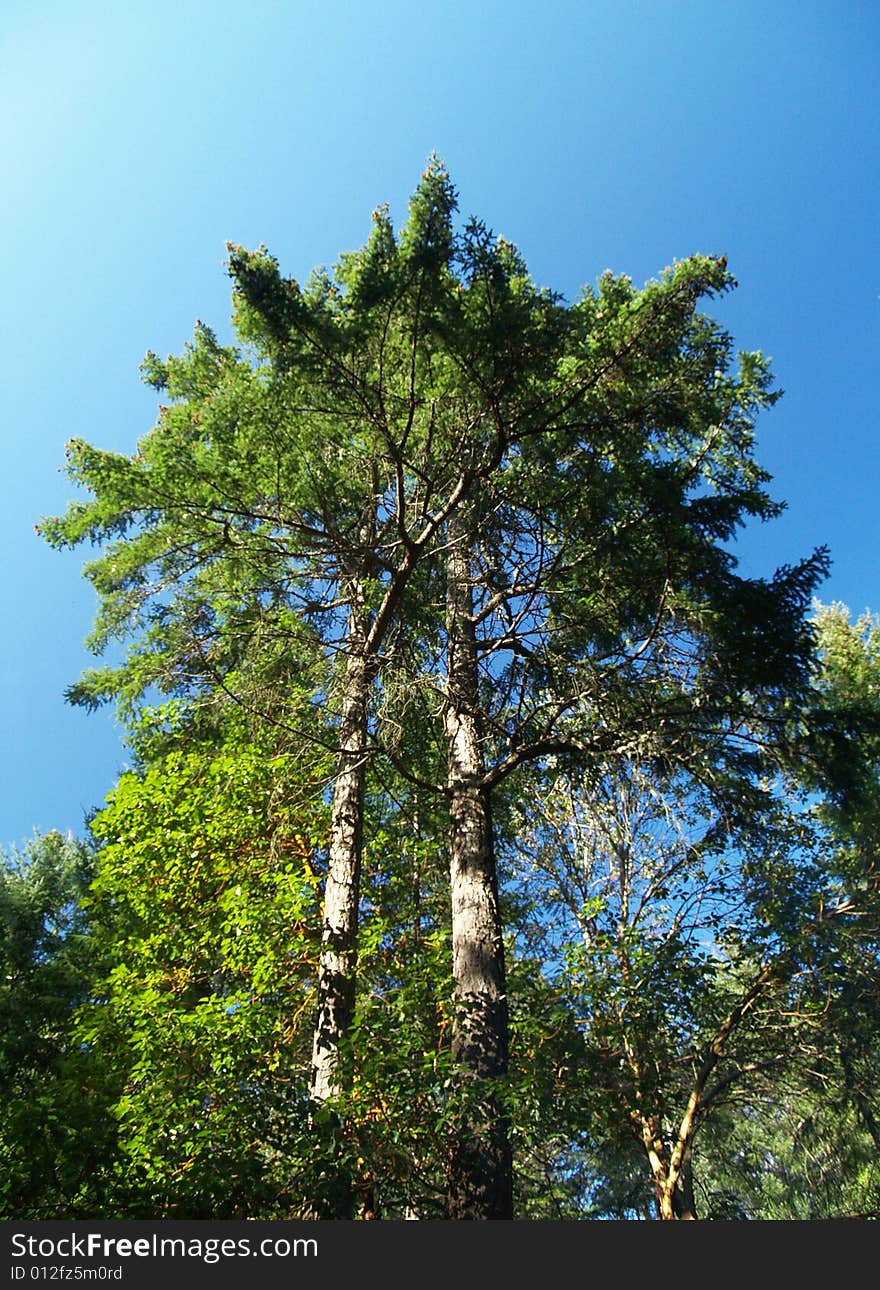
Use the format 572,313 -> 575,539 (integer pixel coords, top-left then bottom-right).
2,0 -> 878,847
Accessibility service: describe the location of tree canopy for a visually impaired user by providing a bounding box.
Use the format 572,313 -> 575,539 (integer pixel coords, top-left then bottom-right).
17,163 -> 879,1220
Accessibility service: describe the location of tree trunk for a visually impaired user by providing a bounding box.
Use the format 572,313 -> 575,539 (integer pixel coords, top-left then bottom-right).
444,515 -> 513,1219
645,1130 -> 698,1220
310,634 -> 369,1103
307,607 -> 370,1218
672,1151 -> 698,1220
653,1169 -> 697,1220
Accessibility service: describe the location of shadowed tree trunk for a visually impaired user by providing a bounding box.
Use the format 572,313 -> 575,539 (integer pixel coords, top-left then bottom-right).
673,1153 -> 698,1220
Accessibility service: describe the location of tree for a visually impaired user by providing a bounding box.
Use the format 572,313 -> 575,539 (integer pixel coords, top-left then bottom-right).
41,162 -> 832,1217
502,603 -> 880,1218
42,163 -> 526,1141
77,717 -> 332,1216
390,248 -> 827,1215
0,831 -> 116,1217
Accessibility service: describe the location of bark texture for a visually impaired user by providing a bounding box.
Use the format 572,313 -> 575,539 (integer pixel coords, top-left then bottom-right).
444,516 -> 513,1219
310,639 -> 369,1103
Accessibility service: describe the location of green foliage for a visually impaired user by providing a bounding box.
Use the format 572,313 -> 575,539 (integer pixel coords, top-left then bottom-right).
697,1083 -> 880,1219
498,599 -> 880,1218
31,162 -> 878,1219
77,728 -> 330,1216
0,832 -> 117,1217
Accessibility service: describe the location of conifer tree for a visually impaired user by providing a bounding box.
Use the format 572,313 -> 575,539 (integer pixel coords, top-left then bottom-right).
41,162 -> 831,1217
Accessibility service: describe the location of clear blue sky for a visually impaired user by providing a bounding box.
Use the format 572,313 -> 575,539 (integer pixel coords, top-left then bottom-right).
2,0 -> 877,848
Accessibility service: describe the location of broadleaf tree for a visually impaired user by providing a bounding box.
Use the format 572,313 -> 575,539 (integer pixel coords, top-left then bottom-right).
503,602 -> 880,1218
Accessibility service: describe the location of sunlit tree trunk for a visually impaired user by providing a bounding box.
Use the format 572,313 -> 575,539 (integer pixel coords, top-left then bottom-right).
306,592 -> 370,1218
310,616 -> 369,1104
444,514 -> 513,1219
